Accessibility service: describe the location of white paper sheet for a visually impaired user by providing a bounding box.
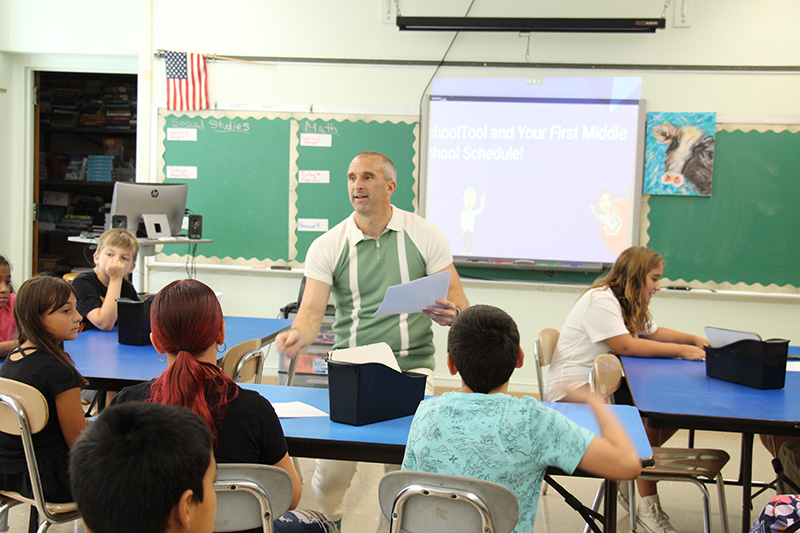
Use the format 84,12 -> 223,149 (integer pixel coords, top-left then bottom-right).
704,326 -> 762,348
272,401 -> 328,418
374,270 -> 450,317
328,342 -> 401,373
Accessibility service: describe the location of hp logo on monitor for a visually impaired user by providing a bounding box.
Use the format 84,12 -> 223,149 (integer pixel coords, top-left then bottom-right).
151,190 -> 159,198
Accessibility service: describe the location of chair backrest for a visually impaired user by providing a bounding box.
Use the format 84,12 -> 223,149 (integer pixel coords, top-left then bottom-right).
589,353 -> 624,399
379,471 -> 519,533
220,338 -> 263,383
62,272 -> 79,284
214,463 -> 294,533
533,328 -> 559,400
0,378 -> 49,437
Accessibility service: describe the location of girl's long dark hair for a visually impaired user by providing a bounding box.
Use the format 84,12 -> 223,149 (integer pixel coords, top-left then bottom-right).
148,279 -> 238,448
13,275 -> 86,383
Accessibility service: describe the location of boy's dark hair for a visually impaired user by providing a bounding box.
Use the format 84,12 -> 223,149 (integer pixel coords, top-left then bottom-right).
70,402 -> 213,533
447,304 -> 520,393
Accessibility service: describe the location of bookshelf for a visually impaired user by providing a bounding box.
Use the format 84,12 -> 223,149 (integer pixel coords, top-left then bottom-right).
36,72 -> 137,275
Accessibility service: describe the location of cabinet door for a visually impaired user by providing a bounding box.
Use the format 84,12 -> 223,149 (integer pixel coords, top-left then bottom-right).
32,71 -> 41,275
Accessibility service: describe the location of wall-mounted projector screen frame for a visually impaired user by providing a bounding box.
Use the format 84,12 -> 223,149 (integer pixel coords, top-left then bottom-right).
420,78 -> 645,272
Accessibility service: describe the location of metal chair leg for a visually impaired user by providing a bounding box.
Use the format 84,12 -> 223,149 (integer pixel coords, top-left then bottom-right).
582,482 -> 604,533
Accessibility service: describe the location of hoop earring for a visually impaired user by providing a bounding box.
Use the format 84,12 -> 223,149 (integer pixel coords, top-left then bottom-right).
158,353 -> 166,362
217,342 -> 227,354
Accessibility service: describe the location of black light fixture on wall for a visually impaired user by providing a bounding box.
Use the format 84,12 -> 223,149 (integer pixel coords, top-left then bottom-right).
396,17 -> 665,34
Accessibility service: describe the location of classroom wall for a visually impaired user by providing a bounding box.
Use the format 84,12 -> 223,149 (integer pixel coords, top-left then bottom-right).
2,0 -> 799,392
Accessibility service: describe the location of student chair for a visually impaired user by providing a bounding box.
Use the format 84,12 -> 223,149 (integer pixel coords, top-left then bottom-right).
533,328 -> 558,498
214,463 -> 294,533
0,378 -> 81,533
533,328 -> 559,401
379,470 -> 519,533
587,354 -> 730,533
221,338 -> 264,384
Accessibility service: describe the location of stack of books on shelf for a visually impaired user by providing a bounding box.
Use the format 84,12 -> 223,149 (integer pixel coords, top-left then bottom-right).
50,87 -> 82,128
86,155 -> 114,182
64,156 -> 87,181
104,82 -> 136,129
56,214 -> 93,233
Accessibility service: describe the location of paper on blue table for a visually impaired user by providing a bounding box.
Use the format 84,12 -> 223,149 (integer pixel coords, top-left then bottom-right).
272,401 -> 328,418
373,270 -> 450,317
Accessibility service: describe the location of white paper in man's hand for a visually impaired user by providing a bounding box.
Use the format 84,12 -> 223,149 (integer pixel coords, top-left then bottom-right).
373,270 -> 451,317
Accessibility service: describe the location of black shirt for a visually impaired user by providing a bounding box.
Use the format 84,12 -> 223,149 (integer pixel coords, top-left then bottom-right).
73,270 -> 139,331
111,381 -> 288,465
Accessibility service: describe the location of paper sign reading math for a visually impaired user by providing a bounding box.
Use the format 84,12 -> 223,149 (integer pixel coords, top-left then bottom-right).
166,166 -> 198,179
298,170 -> 330,184
298,218 -> 329,232
300,133 -> 332,147
166,128 -> 198,141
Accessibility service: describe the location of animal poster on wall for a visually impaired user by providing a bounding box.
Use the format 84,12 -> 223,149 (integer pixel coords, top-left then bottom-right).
644,112 -> 716,196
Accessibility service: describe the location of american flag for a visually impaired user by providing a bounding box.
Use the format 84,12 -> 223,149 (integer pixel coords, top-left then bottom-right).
165,51 -> 208,111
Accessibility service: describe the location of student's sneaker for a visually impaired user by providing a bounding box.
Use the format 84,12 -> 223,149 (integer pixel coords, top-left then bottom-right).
637,496 -> 679,533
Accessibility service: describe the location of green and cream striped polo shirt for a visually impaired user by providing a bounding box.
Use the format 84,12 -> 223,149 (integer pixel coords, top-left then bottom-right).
305,207 -> 453,371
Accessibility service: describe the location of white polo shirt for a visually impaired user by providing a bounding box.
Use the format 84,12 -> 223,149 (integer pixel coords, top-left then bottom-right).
545,287 -> 657,401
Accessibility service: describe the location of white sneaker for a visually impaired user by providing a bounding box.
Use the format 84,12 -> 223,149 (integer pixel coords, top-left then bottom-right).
637,497 -> 679,533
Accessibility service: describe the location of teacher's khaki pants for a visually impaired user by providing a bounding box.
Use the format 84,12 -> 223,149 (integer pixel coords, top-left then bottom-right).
311,369 -> 435,523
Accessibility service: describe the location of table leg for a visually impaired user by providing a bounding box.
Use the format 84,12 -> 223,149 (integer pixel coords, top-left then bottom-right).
604,478 -> 618,533
741,432 -> 754,533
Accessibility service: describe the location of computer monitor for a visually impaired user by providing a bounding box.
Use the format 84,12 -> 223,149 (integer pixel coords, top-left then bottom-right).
108,182 -> 188,237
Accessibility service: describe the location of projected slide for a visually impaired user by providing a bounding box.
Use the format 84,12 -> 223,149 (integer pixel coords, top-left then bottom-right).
425,96 -> 642,265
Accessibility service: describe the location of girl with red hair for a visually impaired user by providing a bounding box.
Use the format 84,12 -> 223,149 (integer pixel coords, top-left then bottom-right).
112,279 -> 336,533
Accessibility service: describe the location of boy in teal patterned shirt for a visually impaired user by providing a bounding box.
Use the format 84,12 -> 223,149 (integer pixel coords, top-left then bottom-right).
402,305 -> 641,532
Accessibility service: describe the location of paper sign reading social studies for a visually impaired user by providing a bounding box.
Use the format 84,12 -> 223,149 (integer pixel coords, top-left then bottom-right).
374,270 -> 451,317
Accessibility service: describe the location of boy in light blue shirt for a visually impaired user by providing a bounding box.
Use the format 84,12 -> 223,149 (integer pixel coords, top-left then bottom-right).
402,305 -> 641,532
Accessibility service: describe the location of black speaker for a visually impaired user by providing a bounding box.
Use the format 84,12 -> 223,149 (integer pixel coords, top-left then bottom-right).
111,215 -> 127,229
188,215 -> 203,239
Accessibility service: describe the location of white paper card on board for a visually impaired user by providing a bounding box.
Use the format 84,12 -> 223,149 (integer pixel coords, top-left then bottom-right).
374,270 -> 451,317
299,170 -> 330,183
166,166 -> 198,179
328,342 -> 401,373
272,401 -> 328,418
298,218 -> 329,232
300,133 -> 332,147
166,128 -> 198,141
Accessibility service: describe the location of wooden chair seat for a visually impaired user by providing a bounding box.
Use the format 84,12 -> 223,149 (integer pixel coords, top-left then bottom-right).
0,492 -> 79,515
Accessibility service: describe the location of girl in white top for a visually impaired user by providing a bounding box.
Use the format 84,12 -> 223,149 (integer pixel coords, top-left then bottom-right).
545,246 -> 706,533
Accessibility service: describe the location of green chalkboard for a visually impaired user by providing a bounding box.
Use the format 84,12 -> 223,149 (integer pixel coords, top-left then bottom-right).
161,114 -> 292,261
158,111 -> 418,264
294,118 -> 418,263
647,129 -> 800,287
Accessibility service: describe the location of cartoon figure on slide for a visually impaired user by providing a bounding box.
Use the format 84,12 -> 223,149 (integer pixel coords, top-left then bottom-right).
461,187 -> 485,256
590,189 -> 628,256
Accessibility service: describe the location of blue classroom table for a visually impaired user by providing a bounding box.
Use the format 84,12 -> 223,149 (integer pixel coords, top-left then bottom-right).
242,383 -> 652,533
61,322 -> 651,533
621,356 -> 800,533
64,316 -> 291,390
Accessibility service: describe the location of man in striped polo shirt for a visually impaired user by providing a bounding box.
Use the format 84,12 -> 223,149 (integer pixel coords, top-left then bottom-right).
276,151 -> 469,528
